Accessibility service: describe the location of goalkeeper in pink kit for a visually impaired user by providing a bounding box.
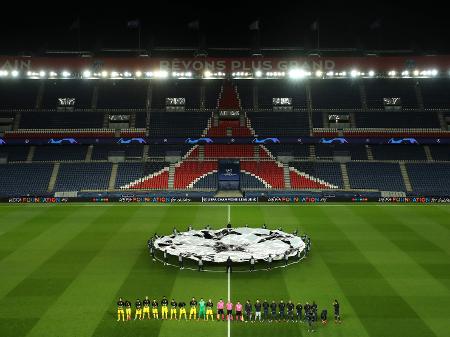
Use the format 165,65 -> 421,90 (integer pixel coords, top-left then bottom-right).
226,300 -> 233,320
217,299 -> 225,321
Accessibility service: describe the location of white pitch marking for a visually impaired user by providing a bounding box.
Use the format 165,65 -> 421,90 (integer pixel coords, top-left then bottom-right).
227,204 -> 231,337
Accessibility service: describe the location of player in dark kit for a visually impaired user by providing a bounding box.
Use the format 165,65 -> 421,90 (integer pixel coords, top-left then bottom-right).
306,306 -> 314,332
262,300 -> 269,320
287,300 -> 295,321
254,299 -> 262,321
226,256 -> 232,273
279,300 -> 286,321
333,299 -> 341,323
270,301 -> 277,321
244,300 -> 252,322
296,302 -> 303,322
321,309 -> 328,324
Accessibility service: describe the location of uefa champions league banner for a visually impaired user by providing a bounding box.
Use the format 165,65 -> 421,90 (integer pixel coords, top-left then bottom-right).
3,196 -> 450,203
3,55 -> 450,73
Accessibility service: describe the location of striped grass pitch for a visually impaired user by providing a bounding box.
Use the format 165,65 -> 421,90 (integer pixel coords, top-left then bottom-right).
0,203 -> 449,337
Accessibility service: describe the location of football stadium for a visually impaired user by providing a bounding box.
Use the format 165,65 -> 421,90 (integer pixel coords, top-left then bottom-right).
0,7 -> 450,337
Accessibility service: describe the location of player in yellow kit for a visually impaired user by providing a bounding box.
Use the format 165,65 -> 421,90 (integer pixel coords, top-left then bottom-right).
125,300 -> 132,321
134,299 -> 143,320
206,299 -> 214,320
178,301 -> 187,320
170,299 -> 178,320
152,299 -> 159,319
189,297 -> 198,320
143,296 -> 151,320
161,296 -> 169,320
117,298 -> 125,322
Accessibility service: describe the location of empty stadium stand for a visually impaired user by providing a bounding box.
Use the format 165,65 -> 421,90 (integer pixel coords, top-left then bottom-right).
0,74 -> 449,197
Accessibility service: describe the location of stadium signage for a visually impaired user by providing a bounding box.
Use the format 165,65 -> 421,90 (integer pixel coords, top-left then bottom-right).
2,55 -> 450,72
2,137 -> 450,145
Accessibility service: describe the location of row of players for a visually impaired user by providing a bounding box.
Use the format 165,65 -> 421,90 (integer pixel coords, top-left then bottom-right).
117,297 -> 341,326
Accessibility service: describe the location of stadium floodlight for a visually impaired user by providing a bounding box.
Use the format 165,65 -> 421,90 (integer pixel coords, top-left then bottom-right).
11,70 -> 19,77
368,70 -> 375,77
431,69 -> 438,76
155,70 -> 168,78
350,69 -> 360,78
82,70 -> 92,78
289,68 -> 307,79
39,70 -> 46,78
135,71 -> 142,78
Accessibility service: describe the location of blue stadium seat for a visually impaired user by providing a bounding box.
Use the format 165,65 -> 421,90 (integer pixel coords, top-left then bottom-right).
347,162 -> 406,191
0,163 -> 53,196
407,163 -> 450,193
54,163 -> 112,191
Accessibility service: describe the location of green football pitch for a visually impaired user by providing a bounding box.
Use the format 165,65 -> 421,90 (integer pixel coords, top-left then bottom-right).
0,203 -> 449,337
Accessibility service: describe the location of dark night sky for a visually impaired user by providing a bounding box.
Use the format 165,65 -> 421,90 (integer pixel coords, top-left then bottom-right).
1,1 -> 449,55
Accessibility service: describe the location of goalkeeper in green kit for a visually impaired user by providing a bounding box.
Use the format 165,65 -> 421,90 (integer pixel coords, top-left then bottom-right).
198,298 -> 206,320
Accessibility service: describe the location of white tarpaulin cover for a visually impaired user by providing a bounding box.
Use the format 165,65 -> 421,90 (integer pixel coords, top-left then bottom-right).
154,228 -> 305,263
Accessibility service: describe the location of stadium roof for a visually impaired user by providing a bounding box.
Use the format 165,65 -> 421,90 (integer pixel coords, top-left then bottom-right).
1,2 -> 449,55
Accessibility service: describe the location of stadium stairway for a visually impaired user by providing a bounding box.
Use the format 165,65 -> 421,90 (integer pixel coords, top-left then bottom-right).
118,81 -> 340,190
399,162 -> 413,192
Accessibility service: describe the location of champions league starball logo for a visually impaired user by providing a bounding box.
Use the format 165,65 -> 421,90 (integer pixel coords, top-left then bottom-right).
153,227 -> 306,263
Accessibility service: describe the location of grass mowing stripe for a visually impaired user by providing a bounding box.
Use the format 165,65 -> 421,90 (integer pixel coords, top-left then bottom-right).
396,207 -> 450,255
362,206 -> 450,292
287,206 -> 371,337
158,205 -> 228,337
91,205 -> 189,337
0,206 -> 91,300
0,206 -> 72,261
229,205 -> 304,337
0,205 -> 50,235
343,206 -> 450,337
0,206 -> 134,337
318,206 -> 439,337
24,206 -> 145,337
